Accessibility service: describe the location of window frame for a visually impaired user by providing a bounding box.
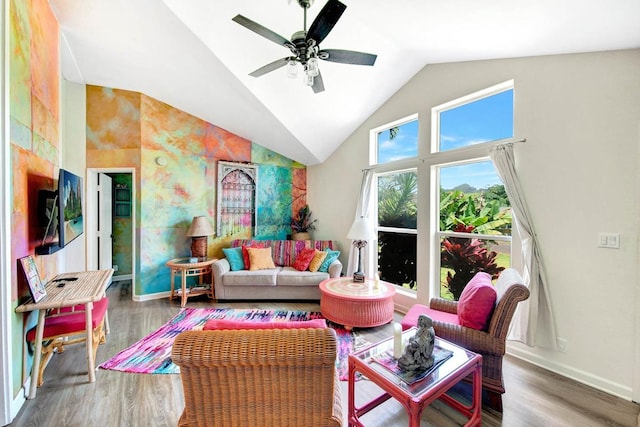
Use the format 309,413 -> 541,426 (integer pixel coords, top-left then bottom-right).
364,80 -> 520,309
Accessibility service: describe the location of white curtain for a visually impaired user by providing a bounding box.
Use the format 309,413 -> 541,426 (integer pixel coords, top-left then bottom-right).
490,143 -> 558,349
347,170 -> 374,276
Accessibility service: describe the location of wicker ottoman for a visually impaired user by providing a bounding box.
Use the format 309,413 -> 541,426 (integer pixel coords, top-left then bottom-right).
319,277 -> 396,330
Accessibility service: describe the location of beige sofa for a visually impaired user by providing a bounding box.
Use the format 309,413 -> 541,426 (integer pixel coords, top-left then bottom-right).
212,239 -> 342,300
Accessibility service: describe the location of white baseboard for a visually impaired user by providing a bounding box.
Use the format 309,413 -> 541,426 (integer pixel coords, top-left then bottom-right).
507,344 -> 633,401
132,290 -> 171,302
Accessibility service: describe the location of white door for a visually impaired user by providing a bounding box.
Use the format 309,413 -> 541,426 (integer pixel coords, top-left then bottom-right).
98,173 -> 113,270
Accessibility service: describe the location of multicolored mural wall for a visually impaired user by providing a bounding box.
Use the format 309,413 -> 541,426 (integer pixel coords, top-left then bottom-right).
8,0 -> 61,397
86,86 -> 307,296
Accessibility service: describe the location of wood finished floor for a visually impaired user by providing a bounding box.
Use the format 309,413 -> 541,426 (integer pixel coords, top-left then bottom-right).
10,280 -> 640,426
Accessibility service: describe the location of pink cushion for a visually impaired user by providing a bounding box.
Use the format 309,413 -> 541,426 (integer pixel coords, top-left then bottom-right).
400,304 -> 459,331
26,297 -> 109,341
457,272 -> 497,331
291,248 -> 317,271
203,318 -> 327,330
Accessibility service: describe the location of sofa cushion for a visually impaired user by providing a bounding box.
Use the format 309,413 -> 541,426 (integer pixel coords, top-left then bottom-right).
203,318 -> 327,330
457,272 -> 497,331
291,248 -> 316,271
232,239 -> 338,267
318,249 -> 340,273
222,269 -> 279,286
277,267 -> 330,287
247,247 -> 276,271
242,243 -> 267,269
308,250 -> 328,272
222,247 -> 245,271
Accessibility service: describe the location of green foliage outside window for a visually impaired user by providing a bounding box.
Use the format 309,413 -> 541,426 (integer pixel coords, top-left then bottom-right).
377,173 -> 512,298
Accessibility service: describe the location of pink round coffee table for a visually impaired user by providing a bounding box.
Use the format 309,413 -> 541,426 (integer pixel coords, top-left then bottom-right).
319,277 -> 396,330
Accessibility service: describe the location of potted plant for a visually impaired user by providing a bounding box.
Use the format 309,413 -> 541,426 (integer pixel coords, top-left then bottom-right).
290,205 -> 318,240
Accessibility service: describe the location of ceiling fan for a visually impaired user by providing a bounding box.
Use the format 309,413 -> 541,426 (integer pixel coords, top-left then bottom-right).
232,0 -> 377,93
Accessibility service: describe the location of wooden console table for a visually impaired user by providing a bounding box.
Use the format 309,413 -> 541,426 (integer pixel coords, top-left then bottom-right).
15,269 -> 113,399
167,257 -> 216,307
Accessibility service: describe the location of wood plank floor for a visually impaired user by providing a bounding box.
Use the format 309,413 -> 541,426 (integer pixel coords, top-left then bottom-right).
10,280 -> 640,426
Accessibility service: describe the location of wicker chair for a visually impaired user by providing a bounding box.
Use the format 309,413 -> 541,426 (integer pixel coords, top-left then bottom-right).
401,269 -> 529,412
172,328 -> 343,427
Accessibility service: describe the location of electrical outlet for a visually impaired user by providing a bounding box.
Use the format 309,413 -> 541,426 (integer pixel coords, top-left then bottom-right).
557,338 -> 568,353
113,264 -> 119,272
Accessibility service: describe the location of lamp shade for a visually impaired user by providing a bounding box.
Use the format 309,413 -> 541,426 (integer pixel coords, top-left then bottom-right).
347,217 -> 373,241
186,216 -> 215,237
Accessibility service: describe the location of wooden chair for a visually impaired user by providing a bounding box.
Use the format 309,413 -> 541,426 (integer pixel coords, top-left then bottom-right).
401,269 -> 529,412
25,297 -> 110,387
172,328 -> 342,427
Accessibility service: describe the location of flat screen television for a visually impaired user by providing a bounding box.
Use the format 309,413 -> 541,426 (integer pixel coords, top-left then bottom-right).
58,168 -> 84,247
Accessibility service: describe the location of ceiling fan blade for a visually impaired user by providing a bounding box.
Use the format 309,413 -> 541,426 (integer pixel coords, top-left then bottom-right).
306,0 -> 346,45
249,57 -> 290,77
232,15 -> 294,49
319,49 -> 377,66
312,71 -> 325,93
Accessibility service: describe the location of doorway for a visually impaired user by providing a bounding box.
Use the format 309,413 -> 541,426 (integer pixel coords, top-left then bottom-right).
86,168 -> 136,298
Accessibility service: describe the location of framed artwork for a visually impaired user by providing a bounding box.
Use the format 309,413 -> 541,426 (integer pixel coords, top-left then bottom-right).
217,161 -> 258,237
20,255 -> 47,303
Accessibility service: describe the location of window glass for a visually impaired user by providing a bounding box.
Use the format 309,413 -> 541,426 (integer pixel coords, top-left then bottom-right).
376,119 -> 418,164
439,89 -> 513,152
377,170 -> 417,291
438,161 -> 512,300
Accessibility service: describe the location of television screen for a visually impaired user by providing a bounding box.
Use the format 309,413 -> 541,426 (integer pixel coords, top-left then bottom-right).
58,168 -> 84,247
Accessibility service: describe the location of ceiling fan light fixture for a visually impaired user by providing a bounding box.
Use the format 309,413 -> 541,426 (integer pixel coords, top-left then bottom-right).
307,57 -> 319,77
286,60 -> 298,78
303,73 -> 314,86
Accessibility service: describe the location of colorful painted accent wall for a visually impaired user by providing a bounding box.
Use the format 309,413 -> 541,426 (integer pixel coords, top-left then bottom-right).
86,86 -> 307,296
8,0 -> 61,397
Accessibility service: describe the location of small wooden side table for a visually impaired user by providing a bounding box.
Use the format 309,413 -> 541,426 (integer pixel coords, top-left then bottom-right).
166,257 -> 216,307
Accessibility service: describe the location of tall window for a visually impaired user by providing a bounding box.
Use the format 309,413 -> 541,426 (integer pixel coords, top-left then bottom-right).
371,116 -> 418,291
433,81 -> 514,300
367,81 -> 515,303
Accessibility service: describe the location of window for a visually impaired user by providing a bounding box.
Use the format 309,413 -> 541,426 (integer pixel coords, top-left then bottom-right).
371,115 -> 419,291
372,115 -> 418,165
377,169 -> 417,290
432,81 -> 514,300
366,81 -> 515,304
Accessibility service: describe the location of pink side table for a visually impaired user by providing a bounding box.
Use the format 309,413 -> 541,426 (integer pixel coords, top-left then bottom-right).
319,277 -> 396,330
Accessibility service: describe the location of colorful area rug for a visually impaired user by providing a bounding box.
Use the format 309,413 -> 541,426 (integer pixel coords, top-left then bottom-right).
99,308 -> 367,380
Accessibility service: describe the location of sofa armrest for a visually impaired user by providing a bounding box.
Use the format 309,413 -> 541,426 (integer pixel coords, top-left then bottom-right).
328,259 -> 342,278
212,258 -> 230,297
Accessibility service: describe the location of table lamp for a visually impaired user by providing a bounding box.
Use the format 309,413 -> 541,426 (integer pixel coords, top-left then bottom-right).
347,216 -> 373,283
186,216 -> 215,259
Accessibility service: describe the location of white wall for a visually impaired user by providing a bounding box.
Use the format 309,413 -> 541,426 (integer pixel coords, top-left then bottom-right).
308,49 -> 640,399
61,80 -> 87,272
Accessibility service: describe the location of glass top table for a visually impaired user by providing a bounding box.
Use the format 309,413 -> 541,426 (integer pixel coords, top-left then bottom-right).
348,327 -> 482,426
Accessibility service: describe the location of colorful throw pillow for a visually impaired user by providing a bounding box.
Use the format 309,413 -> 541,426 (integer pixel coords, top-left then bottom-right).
242,243 -> 266,269
222,247 -> 245,271
457,272 -> 497,331
291,248 -> 317,271
247,247 -> 276,271
318,249 -> 340,272
308,250 -> 328,272
203,318 -> 327,330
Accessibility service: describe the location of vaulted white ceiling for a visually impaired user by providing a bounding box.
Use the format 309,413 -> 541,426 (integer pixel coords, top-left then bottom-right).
51,0 -> 640,165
